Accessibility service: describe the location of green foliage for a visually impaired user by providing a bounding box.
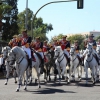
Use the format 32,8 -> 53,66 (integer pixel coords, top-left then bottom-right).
51,34 -> 85,49
67,34 -> 85,49
96,36 -> 100,41
1,0 -> 18,40
17,8 -> 53,40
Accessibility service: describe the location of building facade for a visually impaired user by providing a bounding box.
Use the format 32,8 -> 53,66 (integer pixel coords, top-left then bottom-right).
67,31 -> 100,38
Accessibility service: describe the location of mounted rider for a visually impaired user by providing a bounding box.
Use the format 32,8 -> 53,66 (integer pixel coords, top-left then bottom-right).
83,34 -> 100,65
74,40 -> 83,65
33,36 -> 44,74
16,34 -> 22,47
52,38 -> 59,50
21,29 -> 32,68
59,35 -> 70,64
8,35 -> 18,48
43,40 -> 50,62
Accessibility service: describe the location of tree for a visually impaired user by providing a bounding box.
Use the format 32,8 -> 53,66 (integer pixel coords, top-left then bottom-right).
67,34 -> 85,49
17,8 -> 53,41
0,3 -> 11,31
17,8 -> 33,33
2,0 -> 18,41
51,33 -> 85,49
96,36 -> 100,41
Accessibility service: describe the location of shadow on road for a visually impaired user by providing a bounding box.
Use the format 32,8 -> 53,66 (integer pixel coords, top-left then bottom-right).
27,88 -> 76,94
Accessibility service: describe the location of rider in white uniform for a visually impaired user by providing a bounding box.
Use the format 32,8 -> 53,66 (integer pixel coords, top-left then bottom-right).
83,34 -> 100,65
21,29 -> 32,68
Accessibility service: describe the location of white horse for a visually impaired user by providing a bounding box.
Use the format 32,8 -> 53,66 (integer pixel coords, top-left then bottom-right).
83,44 -> 98,84
7,46 -> 29,92
69,46 -> 82,82
54,46 -> 68,84
1,46 -> 17,85
96,45 -> 100,79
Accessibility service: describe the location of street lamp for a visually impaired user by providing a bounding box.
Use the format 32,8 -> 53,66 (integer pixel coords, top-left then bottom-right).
25,0 -> 28,30
31,0 -> 84,39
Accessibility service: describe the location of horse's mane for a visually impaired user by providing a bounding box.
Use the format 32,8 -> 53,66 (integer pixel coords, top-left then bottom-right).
55,46 -> 63,52
11,46 -> 26,57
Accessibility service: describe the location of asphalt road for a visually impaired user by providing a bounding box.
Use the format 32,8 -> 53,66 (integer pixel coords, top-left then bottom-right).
0,70 -> 100,100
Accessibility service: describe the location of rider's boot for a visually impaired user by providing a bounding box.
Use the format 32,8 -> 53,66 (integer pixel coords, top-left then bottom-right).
54,64 -> 58,74
95,54 -> 100,65
40,59 -> 44,74
77,55 -> 83,66
68,57 -> 70,67
28,58 -> 32,69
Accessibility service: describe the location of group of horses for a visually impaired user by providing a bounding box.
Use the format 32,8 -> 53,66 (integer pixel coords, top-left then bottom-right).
1,43 -> 100,92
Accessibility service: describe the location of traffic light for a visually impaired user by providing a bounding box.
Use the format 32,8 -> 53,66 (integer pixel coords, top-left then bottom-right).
77,0 -> 84,9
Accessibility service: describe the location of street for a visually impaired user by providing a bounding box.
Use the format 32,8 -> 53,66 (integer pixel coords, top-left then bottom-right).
0,70 -> 100,100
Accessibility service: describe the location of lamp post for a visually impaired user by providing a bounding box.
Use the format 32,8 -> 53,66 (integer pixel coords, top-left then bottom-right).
31,0 -> 84,39
25,0 -> 28,30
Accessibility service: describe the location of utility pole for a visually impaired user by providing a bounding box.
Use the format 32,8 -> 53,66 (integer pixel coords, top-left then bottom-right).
25,0 -> 28,30
31,0 -> 84,39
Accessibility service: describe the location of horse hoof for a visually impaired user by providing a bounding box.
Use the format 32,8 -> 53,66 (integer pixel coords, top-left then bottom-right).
54,77 -> 57,82
15,81 -> 17,84
72,75 -> 75,78
4,82 -> 7,85
85,84 -> 88,86
44,80 -> 47,84
39,86 -> 41,88
93,81 -> 95,85
16,89 -> 19,92
67,81 -> 70,84
24,87 -> 27,90
62,76 -> 65,80
35,79 -> 37,84
49,78 -> 51,81
58,83 -> 61,85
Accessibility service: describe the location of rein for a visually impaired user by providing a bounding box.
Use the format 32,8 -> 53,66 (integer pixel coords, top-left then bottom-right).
70,56 -> 77,62
57,53 -> 65,66
86,54 -> 93,68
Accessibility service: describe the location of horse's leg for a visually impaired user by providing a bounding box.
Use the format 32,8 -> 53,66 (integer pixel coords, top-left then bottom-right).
37,72 -> 41,88
48,66 -> 51,81
24,70 -> 28,90
13,70 -> 17,84
95,65 -> 98,83
68,65 -> 71,83
91,66 -> 95,84
96,65 -> 99,81
29,69 -> 32,84
44,66 -> 47,83
85,65 -> 88,85
16,69 -> 22,92
78,65 -> 82,81
5,65 -> 10,85
57,67 -> 61,84
72,65 -> 76,81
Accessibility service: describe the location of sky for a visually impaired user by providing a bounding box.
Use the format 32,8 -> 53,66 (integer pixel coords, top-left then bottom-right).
17,0 -> 100,40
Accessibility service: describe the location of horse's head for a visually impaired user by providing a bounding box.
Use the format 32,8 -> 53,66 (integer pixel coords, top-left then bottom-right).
1,46 -> 11,59
96,45 -> 100,54
8,50 -> 16,65
86,44 -> 93,57
54,46 -> 63,58
70,46 -> 75,56
48,49 -> 54,58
